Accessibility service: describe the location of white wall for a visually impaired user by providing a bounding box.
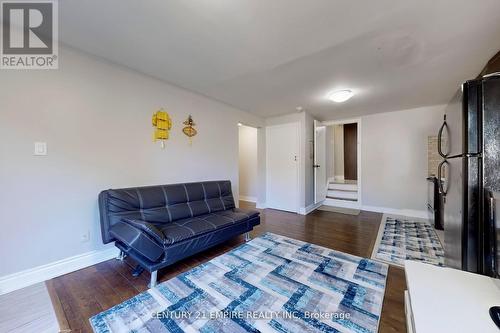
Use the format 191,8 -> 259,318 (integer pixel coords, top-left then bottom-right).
0,46 -> 264,278
361,105 -> 445,214
238,125 -> 258,201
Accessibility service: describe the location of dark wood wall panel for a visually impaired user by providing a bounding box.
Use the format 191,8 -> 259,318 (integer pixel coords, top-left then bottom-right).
343,123 -> 358,180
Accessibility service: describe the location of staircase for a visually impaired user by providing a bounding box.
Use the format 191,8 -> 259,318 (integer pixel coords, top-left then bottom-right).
326,180 -> 358,202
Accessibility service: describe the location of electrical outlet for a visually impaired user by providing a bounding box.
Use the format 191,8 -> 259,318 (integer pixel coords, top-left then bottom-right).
81,230 -> 90,243
34,142 -> 47,156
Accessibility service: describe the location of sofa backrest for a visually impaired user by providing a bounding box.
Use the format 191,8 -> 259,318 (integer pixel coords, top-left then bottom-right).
98,180 -> 235,244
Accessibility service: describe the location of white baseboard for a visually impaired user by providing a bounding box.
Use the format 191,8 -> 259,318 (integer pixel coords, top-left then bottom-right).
324,198 -> 361,209
322,200 -> 428,219
0,246 -> 119,295
239,195 -> 257,203
299,201 -> 323,215
256,202 -> 266,209
362,205 -> 428,219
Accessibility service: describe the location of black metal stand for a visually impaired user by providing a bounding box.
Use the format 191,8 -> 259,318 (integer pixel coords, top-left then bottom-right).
131,264 -> 145,277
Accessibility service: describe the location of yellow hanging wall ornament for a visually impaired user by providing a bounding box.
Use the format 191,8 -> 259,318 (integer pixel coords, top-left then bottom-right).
182,115 -> 197,145
152,108 -> 172,149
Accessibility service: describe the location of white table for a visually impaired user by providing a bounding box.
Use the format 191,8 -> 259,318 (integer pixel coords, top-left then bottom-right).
405,260 -> 500,333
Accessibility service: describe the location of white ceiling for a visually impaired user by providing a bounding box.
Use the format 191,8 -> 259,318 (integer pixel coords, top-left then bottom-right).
60,0 -> 500,120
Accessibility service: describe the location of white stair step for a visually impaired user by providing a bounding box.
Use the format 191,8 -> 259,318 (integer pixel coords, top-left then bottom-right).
328,183 -> 358,191
326,197 -> 358,202
324,197 -> 360,208
327,190 -> 358,200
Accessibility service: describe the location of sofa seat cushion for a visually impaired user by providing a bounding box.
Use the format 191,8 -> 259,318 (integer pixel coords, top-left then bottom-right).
232,208 -> 259,219
159,208 -> 258,245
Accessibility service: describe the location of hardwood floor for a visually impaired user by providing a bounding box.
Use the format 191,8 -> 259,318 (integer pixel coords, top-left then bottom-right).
49,202 -> 406,332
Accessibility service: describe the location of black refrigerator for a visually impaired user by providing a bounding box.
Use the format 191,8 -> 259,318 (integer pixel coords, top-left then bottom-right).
438,74 -> 500,277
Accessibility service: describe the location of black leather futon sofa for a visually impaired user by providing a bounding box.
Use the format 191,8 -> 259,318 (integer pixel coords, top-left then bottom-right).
98,180 -> 260,287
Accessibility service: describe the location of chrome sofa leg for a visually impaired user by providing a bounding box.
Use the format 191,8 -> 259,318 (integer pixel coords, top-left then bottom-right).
116,250 -> 126,261
149,270 -> 158,288
245,232 -> 251,242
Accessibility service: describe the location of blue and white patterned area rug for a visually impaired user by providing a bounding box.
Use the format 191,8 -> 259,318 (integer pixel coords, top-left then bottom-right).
91,233 -> 388,333
371,214 -> 445,268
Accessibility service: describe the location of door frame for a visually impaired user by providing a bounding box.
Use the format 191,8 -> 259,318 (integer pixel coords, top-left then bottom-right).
237,124 -> 259,205
265,122 -> 301,213
314,120 -> 327,204
322,118 -> 362,208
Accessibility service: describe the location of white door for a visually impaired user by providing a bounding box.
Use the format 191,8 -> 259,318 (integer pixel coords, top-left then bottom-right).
266,123 -> 299,212
314,120 -> 327,204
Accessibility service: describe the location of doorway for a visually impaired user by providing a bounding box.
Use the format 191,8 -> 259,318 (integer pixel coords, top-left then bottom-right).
266,122 -> 300,213
238,124 -> 258,204
317,119 -> 361,209
343,123 -> 358,181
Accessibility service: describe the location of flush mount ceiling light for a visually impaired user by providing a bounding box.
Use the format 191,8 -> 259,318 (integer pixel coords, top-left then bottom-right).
327,89 -> 354,103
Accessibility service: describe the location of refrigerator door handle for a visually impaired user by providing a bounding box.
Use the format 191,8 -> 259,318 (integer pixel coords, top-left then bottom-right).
446,152 -> 482,159
485,189 -> 498,277
489,192 -> 495,219
438,159 -> 448,195
438,115 -> 449,158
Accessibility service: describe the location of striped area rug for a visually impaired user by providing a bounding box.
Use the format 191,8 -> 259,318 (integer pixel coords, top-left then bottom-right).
371,214 -> 445,268
91,233 -> 388,333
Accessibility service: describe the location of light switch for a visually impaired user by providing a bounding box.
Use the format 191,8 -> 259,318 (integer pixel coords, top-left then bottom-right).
34,142 -> 47,156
